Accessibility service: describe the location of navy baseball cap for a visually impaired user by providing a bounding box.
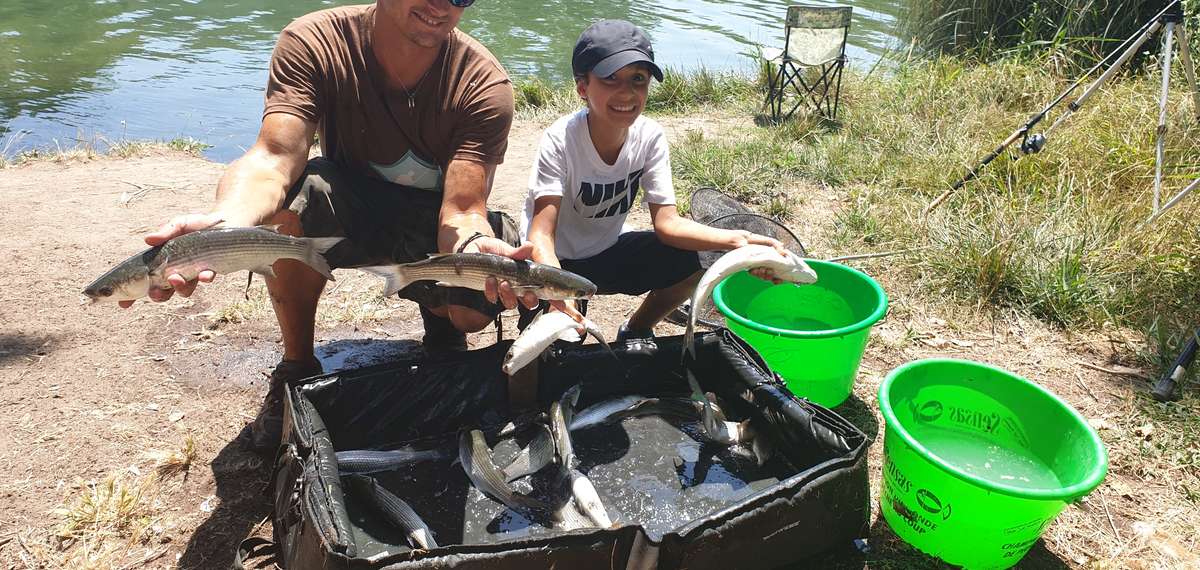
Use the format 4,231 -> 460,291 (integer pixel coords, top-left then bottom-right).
572,20 -> 664,81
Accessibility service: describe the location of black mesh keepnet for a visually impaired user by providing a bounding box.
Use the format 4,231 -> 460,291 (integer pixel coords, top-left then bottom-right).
683,188 -> 808,328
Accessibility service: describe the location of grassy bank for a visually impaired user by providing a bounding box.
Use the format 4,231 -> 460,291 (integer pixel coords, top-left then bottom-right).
898,0 -> 1195,68
631,59 -> 1200,357
0,136 -> 210,168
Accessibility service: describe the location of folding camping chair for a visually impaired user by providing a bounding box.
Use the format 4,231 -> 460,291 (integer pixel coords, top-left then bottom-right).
763,5 -> 852,121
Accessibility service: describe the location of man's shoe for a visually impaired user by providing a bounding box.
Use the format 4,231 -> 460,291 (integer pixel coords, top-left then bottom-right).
243,358 -> 323,454
616,321 -> 657,356
420,305 -> 468,354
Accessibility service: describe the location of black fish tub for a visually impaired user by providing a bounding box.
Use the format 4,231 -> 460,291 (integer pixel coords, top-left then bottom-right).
268,331 -> 870,569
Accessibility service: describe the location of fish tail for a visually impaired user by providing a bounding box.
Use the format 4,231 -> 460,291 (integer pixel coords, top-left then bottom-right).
362,265 -> 413,297
302,237 -> 344,281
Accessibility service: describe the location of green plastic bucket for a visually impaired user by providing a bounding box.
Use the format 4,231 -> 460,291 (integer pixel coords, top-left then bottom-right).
712,259 -> 887,407
878,359 -> 1108,569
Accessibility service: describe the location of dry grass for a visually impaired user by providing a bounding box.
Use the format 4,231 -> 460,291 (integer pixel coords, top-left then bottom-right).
1,136 -> 210,168
12,437 -> 195,569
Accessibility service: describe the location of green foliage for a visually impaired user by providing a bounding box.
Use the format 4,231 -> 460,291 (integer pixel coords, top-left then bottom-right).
511,68 -> 759,119
899,0 -> 1193,70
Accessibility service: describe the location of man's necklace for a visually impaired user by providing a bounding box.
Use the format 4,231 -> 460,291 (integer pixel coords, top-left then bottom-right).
401,62 -> 433,109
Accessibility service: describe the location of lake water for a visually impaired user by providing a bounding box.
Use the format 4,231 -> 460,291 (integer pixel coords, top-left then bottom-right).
0,0 -> 903,162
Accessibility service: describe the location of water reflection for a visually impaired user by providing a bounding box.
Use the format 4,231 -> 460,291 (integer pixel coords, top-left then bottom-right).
0,0 -> 903,162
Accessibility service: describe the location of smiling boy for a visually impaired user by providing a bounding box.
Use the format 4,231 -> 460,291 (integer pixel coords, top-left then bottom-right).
521,20 -> 782,352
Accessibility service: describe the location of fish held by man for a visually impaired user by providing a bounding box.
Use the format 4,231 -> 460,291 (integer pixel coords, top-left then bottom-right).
83,226 -> 343,303
364,253 -> 597,300
683,244 -> 817,357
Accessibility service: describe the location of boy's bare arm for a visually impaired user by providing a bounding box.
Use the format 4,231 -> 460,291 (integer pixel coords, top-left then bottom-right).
648,203 -> 785,253
527,195 -> 583,319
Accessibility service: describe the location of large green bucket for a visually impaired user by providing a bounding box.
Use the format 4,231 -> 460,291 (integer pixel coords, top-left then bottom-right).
878,359 -> 1108,569
712,259 -> 887,407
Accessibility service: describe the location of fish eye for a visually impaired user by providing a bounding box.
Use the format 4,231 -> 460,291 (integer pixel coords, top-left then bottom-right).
98,287 -> 114,297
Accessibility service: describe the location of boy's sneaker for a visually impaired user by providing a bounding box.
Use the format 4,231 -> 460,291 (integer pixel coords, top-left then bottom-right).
616,320 -> 657,356
242,357 -> 324,455
420,305 -> 468,354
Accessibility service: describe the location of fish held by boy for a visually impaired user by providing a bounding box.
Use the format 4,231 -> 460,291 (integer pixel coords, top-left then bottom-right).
344,474 -> 438,550
83,226 -> 343,303
502,311 -> 610,375
682,244 -> 817,358
364,253 -> 597,300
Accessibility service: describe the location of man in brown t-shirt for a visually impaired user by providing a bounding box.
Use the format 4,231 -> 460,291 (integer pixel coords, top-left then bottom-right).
123,0 -> 539,452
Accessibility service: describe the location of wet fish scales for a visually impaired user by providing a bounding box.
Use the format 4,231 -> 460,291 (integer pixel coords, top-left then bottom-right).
345,474 -> 438,550
459,430 -> 552,519
368,253 -> 597,300
336,447 -> 452,474
499,425 -> 555,482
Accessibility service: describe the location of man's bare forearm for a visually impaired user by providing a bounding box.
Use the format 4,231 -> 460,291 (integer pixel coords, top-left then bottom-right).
211,150 -> 296,226
439,160 -> 497,253
211,113 -> 315,227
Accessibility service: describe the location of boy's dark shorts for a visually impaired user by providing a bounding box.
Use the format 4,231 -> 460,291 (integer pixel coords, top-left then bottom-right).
561,231 -> 701,295
285,158 -> 519,318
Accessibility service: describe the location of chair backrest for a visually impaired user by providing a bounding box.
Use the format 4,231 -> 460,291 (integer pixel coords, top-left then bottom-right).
784,5 -> 852,66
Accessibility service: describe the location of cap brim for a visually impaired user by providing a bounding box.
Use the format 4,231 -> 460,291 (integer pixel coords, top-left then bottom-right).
591,49 -> 664,82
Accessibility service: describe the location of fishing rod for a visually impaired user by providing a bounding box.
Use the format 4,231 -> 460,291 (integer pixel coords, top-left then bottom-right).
924,0 -> 1195,216
1152,326 -> 1198,402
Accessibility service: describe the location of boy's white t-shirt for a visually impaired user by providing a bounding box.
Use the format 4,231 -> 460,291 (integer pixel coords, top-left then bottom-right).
521,108 -> 676,260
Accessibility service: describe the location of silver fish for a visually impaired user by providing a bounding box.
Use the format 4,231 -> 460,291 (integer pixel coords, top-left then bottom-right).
549,384 -> 582,470
581,319 -> 621,362
458,429 -> 551,519
545,466 -> 595,531
687,371 -> 753,445
84,226 -> 343,302
336,447 -> 453,474
499,424 -> 555,482
571,396 -> 702,431
569,395 -> 646,431
364,253 -> 596,300
345,474 -> 438,550
567,468 -> 613,528
503,312 -> 608,375
683,245 -> 817,357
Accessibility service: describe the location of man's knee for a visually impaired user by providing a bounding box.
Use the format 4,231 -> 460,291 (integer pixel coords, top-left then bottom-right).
447,305 -> 493,333
264,209 -> 303,237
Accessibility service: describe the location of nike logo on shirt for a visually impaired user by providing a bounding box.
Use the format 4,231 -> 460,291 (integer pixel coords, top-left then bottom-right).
575,169 -> 645,219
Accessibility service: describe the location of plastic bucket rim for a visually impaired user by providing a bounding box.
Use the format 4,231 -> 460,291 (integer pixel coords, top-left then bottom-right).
712,259 -> 888,339
878,358 -> 1109,501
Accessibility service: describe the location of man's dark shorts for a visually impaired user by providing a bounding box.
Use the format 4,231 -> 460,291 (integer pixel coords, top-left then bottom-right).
285,158 -> 519,318
561,231 -> 701,295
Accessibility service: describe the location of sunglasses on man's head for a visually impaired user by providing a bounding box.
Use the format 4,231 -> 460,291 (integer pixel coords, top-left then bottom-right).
448,0 -> 476,7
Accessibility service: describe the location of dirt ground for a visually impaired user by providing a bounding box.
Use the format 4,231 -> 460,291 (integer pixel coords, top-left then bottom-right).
0,116 -> 1196,569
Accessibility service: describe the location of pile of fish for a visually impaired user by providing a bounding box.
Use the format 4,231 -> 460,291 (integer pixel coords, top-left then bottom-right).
338,381 -> 770,550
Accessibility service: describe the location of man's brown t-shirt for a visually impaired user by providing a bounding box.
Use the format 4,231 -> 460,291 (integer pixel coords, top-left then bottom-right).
264,4 -> 513,192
